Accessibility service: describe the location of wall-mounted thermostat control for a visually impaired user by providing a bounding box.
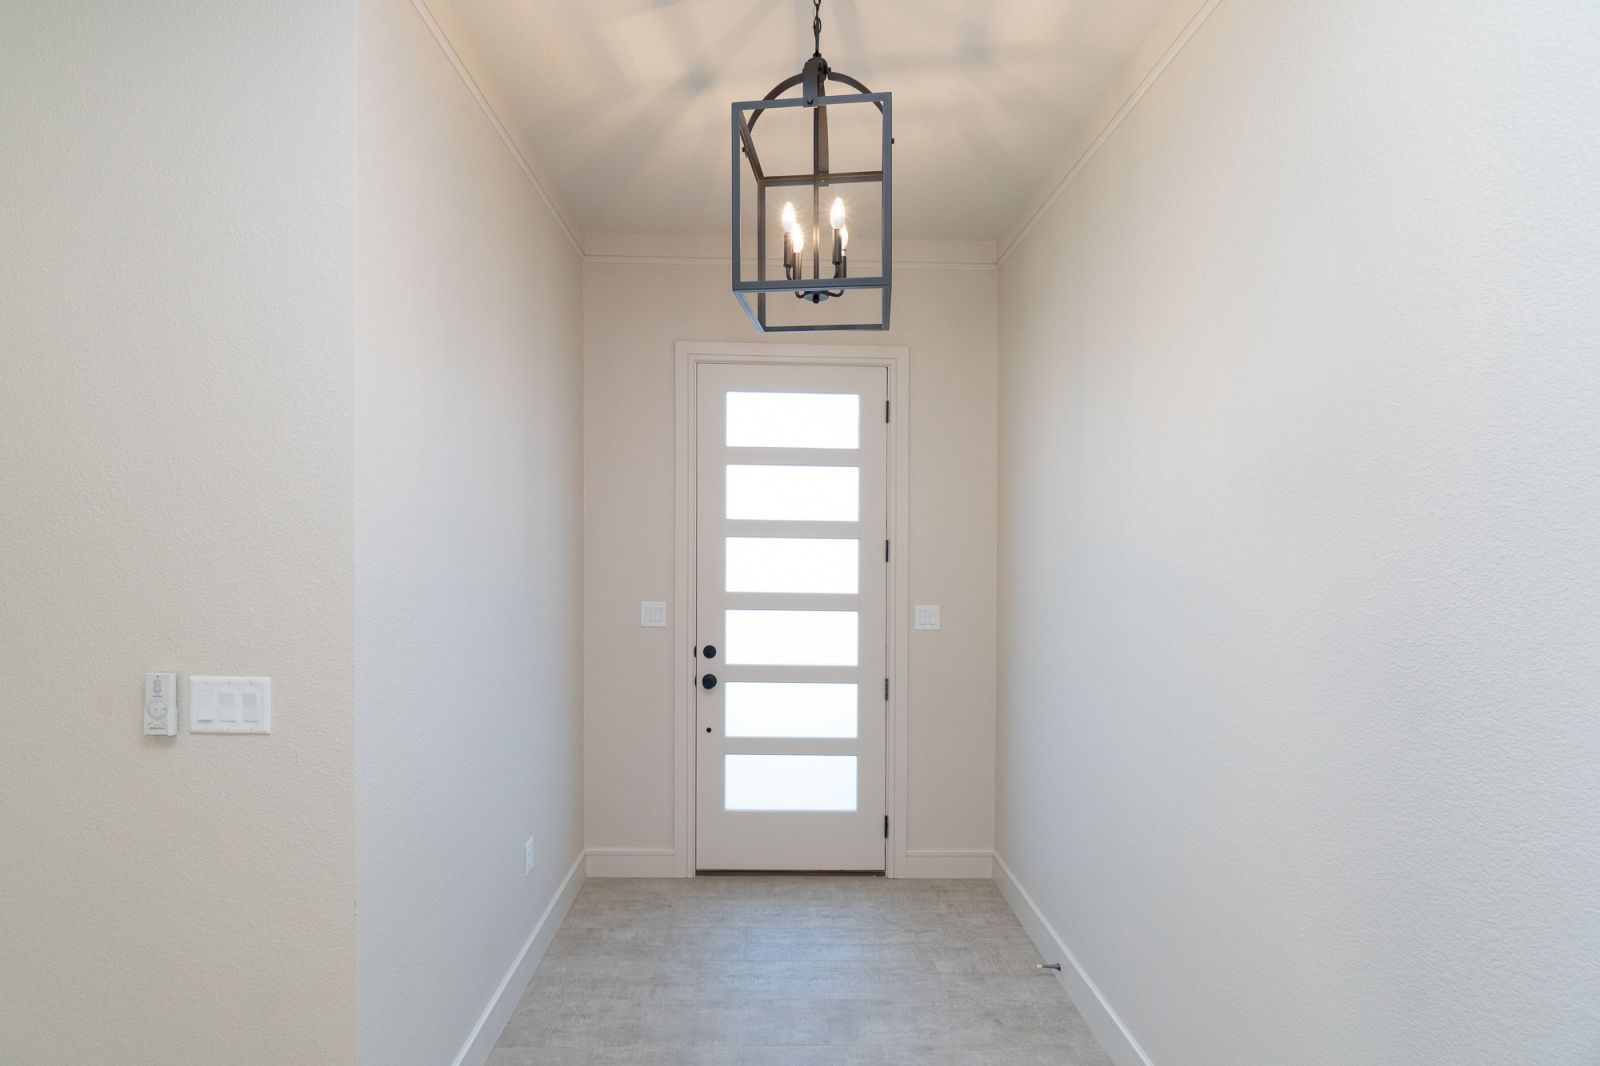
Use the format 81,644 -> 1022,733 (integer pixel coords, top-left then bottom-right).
189,676 -> 271,734
144,672 -> 178,736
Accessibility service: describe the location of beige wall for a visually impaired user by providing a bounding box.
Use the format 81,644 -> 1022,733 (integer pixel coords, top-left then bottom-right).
355,1 -> 585,1064
582,251 -> 998,872
996,1 -> 1600,1063
0,3 -> 358,1063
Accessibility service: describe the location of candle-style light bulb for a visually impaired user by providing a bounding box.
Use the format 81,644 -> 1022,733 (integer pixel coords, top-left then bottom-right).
830,197 -> 846,230
790,225 -> 804,255
839,225 -> 849,251
780,203 -> 798,280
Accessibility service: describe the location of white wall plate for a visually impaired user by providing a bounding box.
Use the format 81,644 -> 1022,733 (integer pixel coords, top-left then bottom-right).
189,676 -> 271,734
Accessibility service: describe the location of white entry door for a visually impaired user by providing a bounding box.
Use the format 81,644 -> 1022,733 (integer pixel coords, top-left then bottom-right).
695,362 -> 888,871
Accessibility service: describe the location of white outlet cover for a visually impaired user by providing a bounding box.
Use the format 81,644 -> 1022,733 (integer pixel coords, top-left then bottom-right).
914,605 -> 941,630
189,676 -> 271,734
640,601 -> 667,628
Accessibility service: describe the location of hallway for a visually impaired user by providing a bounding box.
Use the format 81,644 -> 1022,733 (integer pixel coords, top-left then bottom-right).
6,1 -> 1599,1063
491,877 -> 1110,1065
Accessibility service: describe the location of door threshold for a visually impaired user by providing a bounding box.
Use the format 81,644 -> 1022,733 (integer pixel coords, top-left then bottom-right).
696,869 -> 886,876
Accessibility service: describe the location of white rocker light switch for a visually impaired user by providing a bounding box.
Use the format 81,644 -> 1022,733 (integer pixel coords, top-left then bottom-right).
189,676 -> 271,734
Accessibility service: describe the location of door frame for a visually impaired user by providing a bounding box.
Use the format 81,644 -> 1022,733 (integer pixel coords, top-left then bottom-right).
674,340 -> 911,878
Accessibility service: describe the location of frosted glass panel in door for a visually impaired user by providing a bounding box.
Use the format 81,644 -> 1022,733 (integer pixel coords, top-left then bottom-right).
726,465 -> 859,522
725,754 -> 858,811
725,537 -> 859,594
724,610 -> 858,665
724,682 -> 858,738
726,392 -> 860,449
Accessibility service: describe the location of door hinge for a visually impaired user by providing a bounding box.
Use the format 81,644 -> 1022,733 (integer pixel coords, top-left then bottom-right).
885,540 -> 890,562
884,677 -> 890,700
885,399 -> 891,423
884,815 -> 890,839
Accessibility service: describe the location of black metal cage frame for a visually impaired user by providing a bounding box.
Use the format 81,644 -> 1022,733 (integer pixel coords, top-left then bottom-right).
730,85 -> 892,333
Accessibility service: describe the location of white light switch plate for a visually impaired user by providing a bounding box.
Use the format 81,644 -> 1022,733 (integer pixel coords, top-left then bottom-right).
144,672 -> 178,736
640,601 -> 667,628
914,605 -> 941,630
189,676 -> 271,734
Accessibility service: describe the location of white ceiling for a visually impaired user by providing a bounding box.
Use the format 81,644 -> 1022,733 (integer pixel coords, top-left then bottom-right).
450,0 -> 1174,241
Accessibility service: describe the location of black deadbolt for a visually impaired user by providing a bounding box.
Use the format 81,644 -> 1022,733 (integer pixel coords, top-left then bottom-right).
702,644 -> 717,659
701,673 -> 718,690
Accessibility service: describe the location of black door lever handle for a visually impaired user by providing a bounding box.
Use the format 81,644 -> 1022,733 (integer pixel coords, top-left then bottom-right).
701,673 -> 718,690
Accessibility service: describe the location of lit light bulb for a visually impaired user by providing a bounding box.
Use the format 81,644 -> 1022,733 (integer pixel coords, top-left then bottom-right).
830,197 -> 846,230
790,226 -> 805,254
781,202 -> 797,230
839,225 -> 849,251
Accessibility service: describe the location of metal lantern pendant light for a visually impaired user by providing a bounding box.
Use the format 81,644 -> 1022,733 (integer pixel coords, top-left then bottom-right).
731,0 -> 892,332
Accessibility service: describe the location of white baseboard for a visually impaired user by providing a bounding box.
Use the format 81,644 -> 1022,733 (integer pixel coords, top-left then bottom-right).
453,851 -> 586,1066
902,848 -> 994,878
585,846 -> 679,877
992,854 -> 1154,1066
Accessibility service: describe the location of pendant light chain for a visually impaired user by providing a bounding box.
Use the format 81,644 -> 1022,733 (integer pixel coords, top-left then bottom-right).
812,0 -> 823,58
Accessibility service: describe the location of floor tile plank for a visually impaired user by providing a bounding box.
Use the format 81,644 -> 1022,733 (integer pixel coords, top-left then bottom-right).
494,876 -> 1113,1065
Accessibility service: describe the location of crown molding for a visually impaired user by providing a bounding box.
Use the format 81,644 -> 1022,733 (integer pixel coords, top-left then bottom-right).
409,0 -> 585,257
996,0 -> 1224,267
583,232 -> 997,271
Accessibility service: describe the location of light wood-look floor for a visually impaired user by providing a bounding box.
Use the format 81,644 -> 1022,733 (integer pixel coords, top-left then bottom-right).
490,875 -> 1113,1065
